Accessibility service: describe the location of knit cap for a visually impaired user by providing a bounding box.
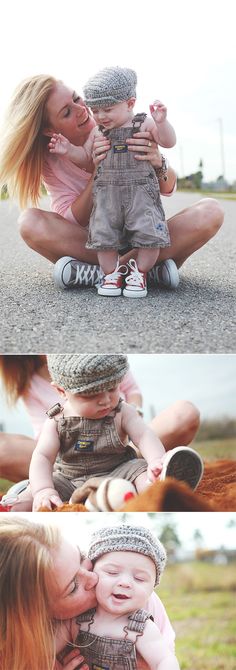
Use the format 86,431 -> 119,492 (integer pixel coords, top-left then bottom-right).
47,354 -> 129,395
83,66 -> 137,109
88,524 -> 166,586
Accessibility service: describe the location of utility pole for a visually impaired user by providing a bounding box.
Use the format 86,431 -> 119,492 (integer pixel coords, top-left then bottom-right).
218,118 -> 225,179
179,145 -> 185,177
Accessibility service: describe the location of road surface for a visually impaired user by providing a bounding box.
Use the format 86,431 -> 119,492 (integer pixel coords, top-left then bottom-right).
0,193 -> 235,353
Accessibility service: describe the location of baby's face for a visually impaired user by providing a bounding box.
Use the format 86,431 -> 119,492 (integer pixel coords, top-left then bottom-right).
65,385 -> 120,419
93,551 -> 156,616
92,99 -> 134,130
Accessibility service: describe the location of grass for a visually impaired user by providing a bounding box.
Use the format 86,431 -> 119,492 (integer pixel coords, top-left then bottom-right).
177,188 -> 236,200
157,562 -> 236,670
0,478 -> 16,495
192,437 -> 236,462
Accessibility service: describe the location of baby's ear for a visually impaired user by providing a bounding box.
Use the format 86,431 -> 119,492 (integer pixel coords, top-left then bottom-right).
51,382 -> 66,397
127,97 -> 136,110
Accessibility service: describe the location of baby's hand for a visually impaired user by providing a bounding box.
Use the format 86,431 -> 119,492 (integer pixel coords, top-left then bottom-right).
33,487 -> 63,511
48,132 -> 71,155
92,129 -> 110,167
149,100 -> 167,124
147,459 -> 163,483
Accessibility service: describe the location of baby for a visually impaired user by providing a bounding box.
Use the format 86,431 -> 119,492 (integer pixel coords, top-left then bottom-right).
49,66 -> 177,298
12,354 -> 203,511
73,524 -> 180,669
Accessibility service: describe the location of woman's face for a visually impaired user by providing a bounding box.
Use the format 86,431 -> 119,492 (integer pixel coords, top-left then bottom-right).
50,539 -> 98,619
44,82 -> 96,145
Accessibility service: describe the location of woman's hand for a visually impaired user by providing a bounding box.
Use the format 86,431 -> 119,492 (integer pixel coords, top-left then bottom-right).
55,647 -> 88,670
126,131 -> 163,169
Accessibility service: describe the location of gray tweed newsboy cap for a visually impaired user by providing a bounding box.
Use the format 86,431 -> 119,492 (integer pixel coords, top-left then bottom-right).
83,66 -> 137,109
47,354 -> 129,395
88,524 -> 166,586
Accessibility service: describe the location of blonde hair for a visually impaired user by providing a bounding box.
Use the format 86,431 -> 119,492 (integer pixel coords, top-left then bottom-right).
0,355 -> 46,404
0,516 -> 61,670
0,75 -> 57,208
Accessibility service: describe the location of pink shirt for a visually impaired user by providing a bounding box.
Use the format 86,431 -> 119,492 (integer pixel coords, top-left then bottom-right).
42,153 -> 91,224
148,592 -> 175,651
23,370 -> 141,440
42,152 -> 176,226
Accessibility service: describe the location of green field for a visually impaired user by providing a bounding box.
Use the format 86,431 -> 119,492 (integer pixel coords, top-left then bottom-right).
193,437 -> 236,462
158,561 -> 236,670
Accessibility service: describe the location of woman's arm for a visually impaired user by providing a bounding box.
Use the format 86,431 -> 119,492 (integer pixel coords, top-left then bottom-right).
120,370 -> 143,411
136,619 -> 180,670
29,417 -> 62,510
70,173 -> 95,226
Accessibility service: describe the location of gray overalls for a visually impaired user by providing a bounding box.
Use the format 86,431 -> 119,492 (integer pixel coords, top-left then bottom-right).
86,113 -> 170,251
75,607 -> 153,670
48,400 -> 147,501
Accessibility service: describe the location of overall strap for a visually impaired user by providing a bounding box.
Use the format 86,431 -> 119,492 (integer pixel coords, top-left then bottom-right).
76,608 -> 96,625
104,397 -> 124,422
46,403 -> 64,419
131,113 -> 147,135
124,609 -> 154,640
98,124 -> 110,137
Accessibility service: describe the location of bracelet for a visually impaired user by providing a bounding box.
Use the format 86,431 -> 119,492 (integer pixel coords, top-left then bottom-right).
154,154 -> 168,181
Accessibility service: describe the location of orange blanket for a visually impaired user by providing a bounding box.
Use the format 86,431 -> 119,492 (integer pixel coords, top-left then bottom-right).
41,460 -> 236,512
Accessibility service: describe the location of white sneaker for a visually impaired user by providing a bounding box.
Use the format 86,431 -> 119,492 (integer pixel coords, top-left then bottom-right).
53,256 -> 102,289
98,262 -> 128,296
0,479 -> 30,509
123,259 -> 147,298
148,259 -> 179,289
159,447 -> 204,490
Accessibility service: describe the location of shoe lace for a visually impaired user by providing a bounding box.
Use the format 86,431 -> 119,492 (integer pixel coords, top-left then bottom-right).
125,259 -> 144,286
102,263 -> 128,283
71,262 -> 102,286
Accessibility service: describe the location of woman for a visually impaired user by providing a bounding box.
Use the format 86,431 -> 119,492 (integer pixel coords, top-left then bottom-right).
0,355 -> 200,483
0,516 -> 175,670
0,75 -> 223,290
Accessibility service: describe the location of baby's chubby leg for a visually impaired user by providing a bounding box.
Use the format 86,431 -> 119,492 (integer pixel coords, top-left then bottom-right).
123,249 -> 160,298
97,251 -> 128,297
134,470 -> 152,493
136,248 -> 160,272
98,250 -> 119,275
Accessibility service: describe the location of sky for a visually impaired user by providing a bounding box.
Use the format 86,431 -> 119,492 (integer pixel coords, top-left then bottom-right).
15,511 -> 236,551
0,0 -> 235,183
0,354 -> 235,434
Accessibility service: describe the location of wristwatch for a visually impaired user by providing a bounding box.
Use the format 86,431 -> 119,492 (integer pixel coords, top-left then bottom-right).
155,154 -> 168,181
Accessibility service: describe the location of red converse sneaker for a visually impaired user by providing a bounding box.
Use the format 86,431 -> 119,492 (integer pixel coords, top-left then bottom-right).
98,262 -> 127,296
123,259 -> 147,298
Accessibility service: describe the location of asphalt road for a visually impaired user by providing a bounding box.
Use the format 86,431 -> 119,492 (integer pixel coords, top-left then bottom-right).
0,193 -> 235,353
